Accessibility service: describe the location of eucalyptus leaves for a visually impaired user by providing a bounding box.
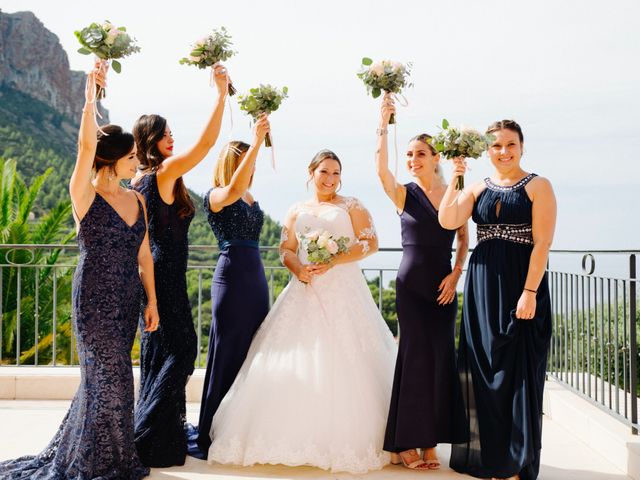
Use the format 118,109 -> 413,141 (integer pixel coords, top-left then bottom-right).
179,27 -> 237,95
238,85 -> 289,147
429,119 -> 495,190
75,21 -> 140,99
357,58 -> 412,124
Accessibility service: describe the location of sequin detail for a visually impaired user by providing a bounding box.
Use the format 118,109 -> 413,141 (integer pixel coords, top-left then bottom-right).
476,223 -> 533,246
484,173 -> 536,192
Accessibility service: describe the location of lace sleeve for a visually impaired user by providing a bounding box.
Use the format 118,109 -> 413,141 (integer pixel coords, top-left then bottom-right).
346,197 -> 378,255
279,203 -> 300,265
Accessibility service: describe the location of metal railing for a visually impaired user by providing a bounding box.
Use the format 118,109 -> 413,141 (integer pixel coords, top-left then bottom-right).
0,245 -> 638,433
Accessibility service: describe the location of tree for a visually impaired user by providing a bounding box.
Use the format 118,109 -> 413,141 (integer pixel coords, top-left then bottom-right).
0,158 -> 75,365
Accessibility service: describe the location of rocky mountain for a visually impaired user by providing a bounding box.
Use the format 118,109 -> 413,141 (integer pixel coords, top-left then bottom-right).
0,9 -> 108,122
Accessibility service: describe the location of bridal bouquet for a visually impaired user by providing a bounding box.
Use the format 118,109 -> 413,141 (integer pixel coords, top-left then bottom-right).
429,119 -> 495,190
357,57 -> 412,124
179,27 -> 237,96
238,84 -> 288,147
75,21 -> 141,98
299,229 -> 349,264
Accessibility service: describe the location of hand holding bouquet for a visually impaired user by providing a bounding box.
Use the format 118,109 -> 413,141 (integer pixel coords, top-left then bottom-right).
357,58 -> 412,124
429,119 -> 495,190
75,21 -> 141,99
238,85 -> 288,147
179,27 -> 237,96
299,229 -> 349,264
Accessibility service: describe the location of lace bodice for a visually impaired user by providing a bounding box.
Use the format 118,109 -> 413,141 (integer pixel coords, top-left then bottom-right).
284,197 -> 376,264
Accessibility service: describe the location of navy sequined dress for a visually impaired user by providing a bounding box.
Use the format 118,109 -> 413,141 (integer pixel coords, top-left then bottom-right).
188,191 -> 269,458
450,174 -> 552,480
132,173 -> 197,467
0,192 -> 150,479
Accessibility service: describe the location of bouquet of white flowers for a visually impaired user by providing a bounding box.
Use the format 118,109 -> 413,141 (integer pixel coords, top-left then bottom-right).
429,119 -> 495,190
179,27 -> 237,96
299,229 -> 349,264
75,21 -> 141,99
238,84 -> 288,147
357,58 -> 412,124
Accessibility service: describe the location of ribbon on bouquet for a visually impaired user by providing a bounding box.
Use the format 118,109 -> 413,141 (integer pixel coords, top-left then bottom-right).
267,128 -> 276,171
210,64 -> 234,134
84,60 -> 108,135
391,93 -> 409,178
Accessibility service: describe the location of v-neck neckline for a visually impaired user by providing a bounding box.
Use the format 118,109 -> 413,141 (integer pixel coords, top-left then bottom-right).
95,191 -> 142,229
410,183 -> 438,213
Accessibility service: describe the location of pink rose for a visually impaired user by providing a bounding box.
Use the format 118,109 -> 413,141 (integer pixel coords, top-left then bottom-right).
305,230 -> 320,241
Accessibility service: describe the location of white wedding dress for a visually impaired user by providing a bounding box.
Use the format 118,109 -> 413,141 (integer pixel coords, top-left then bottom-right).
208,199 -> 397,474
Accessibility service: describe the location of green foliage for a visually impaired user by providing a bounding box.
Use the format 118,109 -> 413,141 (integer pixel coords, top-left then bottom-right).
179,27 -> 236,68
238,84 -> 289,119
0,159 -> 74,364
357,58 -> 412,98
75,21 -> 141,65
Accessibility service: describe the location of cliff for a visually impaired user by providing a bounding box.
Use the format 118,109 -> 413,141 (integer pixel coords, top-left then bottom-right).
0,10 -> 108,122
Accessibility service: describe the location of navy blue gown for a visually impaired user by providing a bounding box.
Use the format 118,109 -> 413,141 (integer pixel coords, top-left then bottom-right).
0,192 -> 149,479
450,174 -> 552,480
132,173 -> 197,467
188,191 -> 269,458
384,182 -> 467,452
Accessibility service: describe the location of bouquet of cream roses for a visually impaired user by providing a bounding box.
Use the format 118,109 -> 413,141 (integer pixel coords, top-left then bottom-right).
238,84 -> 288,147
357,57 -> 412,124
179,27 -> 237,96
429,119 -> 495,190
299,229 -> 349,264
75,21 -> 141,98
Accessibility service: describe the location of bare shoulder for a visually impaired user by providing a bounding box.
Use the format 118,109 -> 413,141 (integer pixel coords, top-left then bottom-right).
467,179 -> 487,201
130,189 -> 147,208
526,175 -> 555,199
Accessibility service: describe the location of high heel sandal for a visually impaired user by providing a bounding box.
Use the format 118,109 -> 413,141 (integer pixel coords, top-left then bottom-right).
421,447 -> 441,470
390,450 -> 430,470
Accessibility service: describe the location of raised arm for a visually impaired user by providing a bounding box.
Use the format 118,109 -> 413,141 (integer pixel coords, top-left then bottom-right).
208,115 -> 270,212
279,205 -> 314,283
516,177 -> 557,320
438,157 -> 481,229
158,64 -> 229,181
135,192 -> 159,332
375,93 -> 406,211
69,62 -> 106,222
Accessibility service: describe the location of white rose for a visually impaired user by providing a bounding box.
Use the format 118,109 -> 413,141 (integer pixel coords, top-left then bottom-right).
195,36 -> 210,47
370,61 -> 384,76
305,230 -> 320,241
105,28 -> 121,46
189,54 -> 202,62
317,231 -> 331,248
391,61 -> 403,72
326,239 -> 338,255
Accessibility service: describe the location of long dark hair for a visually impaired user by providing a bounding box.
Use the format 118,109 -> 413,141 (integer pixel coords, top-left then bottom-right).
133,114 -> 195,218
94,125 -> 135,175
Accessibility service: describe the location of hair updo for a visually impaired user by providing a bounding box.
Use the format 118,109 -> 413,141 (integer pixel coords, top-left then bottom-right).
94,124 -> 135,174
409,133 -> 437,155
486,119 -> 524,143
308,149 -> 342,174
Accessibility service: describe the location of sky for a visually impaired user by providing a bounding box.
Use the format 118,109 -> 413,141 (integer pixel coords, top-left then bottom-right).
2,0 -> 640,260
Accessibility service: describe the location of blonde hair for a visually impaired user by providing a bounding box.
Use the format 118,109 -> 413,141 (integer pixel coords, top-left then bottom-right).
213,141 -> 251,188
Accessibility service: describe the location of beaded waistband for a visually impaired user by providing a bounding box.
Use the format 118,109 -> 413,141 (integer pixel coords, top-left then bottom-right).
476,223 -> 533,246
218,239 -> 259,251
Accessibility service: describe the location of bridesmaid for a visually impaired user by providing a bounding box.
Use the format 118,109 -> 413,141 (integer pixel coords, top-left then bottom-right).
190,115 -> 271,457
130,64 -> 230,467
440,120 -> 556,480
375,94 -> 469,469
0,63 -> 158,479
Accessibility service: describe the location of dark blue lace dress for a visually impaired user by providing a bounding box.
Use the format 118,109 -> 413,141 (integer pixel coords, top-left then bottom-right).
187,191 -> 269,458
450,174 -> 552,480
0,192 -> 149,479
132,173 -> 197,467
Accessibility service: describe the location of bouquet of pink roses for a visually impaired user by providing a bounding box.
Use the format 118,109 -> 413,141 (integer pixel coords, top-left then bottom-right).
299,229 -> 349,264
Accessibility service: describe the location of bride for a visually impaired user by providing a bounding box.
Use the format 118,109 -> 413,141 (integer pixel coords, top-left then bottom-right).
208,149 -> 397,474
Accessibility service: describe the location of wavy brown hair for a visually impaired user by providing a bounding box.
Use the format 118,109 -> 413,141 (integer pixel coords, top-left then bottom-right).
133,114 -> 195,218
94,124 -> 135,176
